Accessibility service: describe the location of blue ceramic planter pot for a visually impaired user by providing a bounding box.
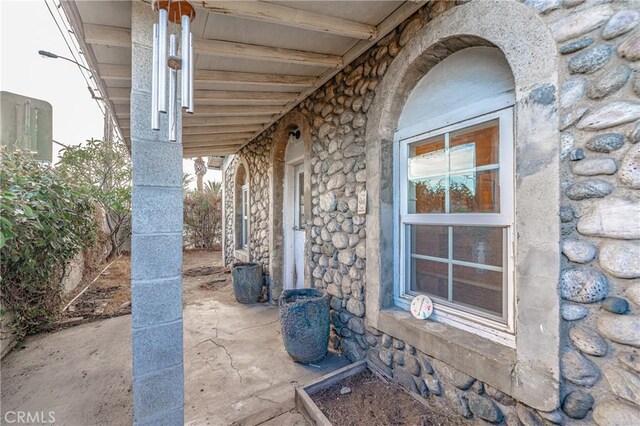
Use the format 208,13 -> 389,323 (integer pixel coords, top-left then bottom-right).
279,288 -> 330,363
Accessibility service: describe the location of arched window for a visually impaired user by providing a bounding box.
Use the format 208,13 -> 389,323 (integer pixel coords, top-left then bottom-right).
234,162 -> 249,253
395,47 -> 516,342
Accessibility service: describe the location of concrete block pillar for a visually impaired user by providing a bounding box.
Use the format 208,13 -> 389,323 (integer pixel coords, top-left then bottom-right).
130,3 -> 184,424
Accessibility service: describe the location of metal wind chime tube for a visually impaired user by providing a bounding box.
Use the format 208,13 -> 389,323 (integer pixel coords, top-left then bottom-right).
180,14 -> 191,111
150,0 -> 196,138
188,32 -> 194,113
158,7 -> 168,113
151,23 -> 160,130
168,33 -> 178,141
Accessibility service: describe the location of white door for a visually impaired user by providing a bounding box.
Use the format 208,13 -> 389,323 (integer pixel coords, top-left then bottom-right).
292,165 -> 305,289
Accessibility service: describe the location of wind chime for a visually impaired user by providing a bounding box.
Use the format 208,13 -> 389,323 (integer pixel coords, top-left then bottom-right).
151,0 -> 196,141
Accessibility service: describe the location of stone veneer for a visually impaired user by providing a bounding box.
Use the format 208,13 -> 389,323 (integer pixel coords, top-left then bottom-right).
222,0 -> 640,424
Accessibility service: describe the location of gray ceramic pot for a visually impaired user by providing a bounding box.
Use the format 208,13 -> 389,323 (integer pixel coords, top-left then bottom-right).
279,288 -> 330,363
231,262 -> 263,304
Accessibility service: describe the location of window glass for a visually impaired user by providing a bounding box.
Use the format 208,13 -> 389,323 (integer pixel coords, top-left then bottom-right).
452,265 -> 503,316
408,135 -> 446,213
408,119 -> 501,215
400,113 -> 511,326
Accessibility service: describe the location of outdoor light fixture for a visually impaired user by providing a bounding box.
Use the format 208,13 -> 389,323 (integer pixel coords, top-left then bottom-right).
151,0 -> 196,141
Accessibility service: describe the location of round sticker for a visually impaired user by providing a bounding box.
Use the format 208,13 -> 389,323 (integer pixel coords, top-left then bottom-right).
411,295 -> 434,320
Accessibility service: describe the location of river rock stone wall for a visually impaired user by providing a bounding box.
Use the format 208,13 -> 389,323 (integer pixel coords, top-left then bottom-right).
222,0 -> 640,423
552,1 -> 640,424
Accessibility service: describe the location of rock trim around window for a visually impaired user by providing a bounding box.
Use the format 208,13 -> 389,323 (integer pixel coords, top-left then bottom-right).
365,1 -> 561,411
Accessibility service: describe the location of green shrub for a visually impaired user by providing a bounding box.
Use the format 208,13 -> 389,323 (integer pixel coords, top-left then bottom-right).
183,184 -> 222,250
1,150 -> 96,337
57,139 -> 131,260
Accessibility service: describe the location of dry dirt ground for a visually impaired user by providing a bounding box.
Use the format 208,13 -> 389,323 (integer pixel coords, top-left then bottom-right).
61,250 -> 232,325
312,370 -> 468,426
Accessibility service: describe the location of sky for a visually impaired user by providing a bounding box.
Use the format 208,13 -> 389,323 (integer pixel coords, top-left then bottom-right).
0,0 -> 220,187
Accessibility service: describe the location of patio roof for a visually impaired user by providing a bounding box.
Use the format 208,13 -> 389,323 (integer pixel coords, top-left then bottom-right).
61,0 -> 426,158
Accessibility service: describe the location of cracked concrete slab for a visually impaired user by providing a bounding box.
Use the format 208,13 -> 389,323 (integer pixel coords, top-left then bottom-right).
0,251 -> 347,425
184,298 -> 348,425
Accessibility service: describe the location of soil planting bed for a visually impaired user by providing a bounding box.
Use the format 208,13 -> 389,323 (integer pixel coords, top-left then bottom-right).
309,368 -> 467,426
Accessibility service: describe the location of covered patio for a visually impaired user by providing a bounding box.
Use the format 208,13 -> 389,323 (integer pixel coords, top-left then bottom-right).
59,1 -> 424,423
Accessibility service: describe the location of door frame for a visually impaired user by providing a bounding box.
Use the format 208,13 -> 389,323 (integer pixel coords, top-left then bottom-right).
283,157 -> 304,290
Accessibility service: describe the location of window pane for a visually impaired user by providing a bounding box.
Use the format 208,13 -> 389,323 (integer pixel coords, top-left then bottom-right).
409,258 -> 448,299
408,224 -> 448,259
449,169 -> 500,213
452,265 -> 503,316
452,226 -> 504,267
408,135 -> 446,213
450,119 -> 499,168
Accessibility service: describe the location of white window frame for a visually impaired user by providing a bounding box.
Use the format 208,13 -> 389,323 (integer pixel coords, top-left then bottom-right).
394,108 -> 515,346
241,184 -> 249,249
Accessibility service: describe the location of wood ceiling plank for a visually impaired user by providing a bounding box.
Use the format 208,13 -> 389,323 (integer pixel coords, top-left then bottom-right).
182,124 -> 262,135
110,90 -> 295,106
84,23 -> 131,48
116,105 -> 280,118
99,64 -> 316,87
195,70 -> 316,87
194,38 -> 341,67
200,1 -> 377,40
84,23 -> 341,67
183,133 -> 255,143
183,139 -> 248,148
189,105 -> 283,116
183,146 -> 242,156
196,90 -> 298,102
243,1 -> 428,147
183,115 -> 274,126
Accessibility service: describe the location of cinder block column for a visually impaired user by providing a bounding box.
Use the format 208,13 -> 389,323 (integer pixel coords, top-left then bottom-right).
130,3 -> 184,425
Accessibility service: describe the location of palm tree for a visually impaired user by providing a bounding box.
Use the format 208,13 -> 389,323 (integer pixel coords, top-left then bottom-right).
204,180 -> 222,198
182,173 -> 194,192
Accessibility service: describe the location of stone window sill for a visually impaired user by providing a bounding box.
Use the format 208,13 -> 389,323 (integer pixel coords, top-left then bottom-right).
234,249 -> 249,262
377,307 -> 517,395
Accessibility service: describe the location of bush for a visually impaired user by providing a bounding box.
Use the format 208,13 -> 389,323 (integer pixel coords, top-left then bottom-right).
0,150 -> 96,337
183,183 -> 222,250
57,139 -> 131,260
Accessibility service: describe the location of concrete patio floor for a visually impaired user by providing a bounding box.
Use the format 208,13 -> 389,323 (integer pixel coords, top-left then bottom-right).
0,251 -> 348,425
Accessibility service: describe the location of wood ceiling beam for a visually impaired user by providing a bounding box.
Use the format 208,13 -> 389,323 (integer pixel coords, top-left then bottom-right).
118,115 -> 271,127
183,133 -> 255,143
100,64 -> 316,87
195,70 -> 315,87
182,124 -> 262,135
83,23 -> 131,48
84,23 -> 341,67
183,139 -> 248,148
194,38 -> 341,67
200,1 -> 377,40
187,105 -> 283,116
183,146 -> 241,157
108,89 -> 297,105
183,115 -> 273,126
115,104 -> 280,118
